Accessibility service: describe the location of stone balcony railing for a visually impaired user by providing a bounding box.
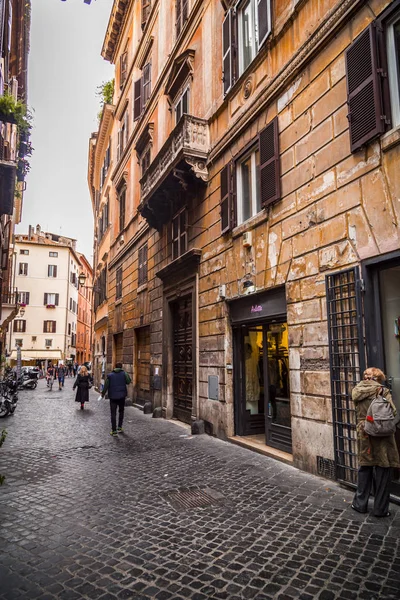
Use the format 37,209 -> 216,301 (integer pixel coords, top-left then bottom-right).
140,114 -> 210,209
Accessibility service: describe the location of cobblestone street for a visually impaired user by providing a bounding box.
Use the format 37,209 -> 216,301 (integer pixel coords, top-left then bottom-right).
0,378 -> 400,600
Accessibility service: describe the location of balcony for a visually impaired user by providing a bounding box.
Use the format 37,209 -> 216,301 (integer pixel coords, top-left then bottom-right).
0,289 -> 19,334
139,115 -> 210,230
0,120 -> 17,215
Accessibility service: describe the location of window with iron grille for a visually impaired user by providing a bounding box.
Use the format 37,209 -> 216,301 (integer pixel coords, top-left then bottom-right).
116,266 -> 123,299
43,320 -> 56,334
138,244 -> 148,286
19,262 -> 28,275
118,186 -> 126,232
48,265 -> 57,278
14,320 -> 26,333
171,208 -> 187,260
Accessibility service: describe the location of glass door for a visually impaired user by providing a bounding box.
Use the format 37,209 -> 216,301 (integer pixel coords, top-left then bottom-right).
265,322 -> 292,453
380,266 -> 400,408
241,325 -> 265,435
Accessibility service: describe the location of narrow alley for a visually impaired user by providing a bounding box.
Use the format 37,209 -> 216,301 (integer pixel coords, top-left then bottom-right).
0,379 -> 399,600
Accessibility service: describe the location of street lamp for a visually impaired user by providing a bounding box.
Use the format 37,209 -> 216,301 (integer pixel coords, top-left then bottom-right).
18,306 -> 25,318
78,272 -> 88,288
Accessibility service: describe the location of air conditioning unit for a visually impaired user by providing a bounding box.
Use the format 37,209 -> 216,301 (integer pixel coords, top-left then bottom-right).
243,231 -> 252,248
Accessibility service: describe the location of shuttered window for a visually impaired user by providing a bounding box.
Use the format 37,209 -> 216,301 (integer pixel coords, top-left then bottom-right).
143,62 -> 152,105
133,78 -> 142,121
43,321 -> 56,334
120,51 -> 128,89
259,116 -> 281,207
223,0 -> 271,95
138,244 -> 148,286
14,320 -> 26,333
48,265 -> 57,278
118,186 -> 126,232
116,266 -> 123,299
220,163 -> 233,234
346,24 -> 385,152
176,0 -> 189,38
44,293 -> 59,306
142,0 -> 151,29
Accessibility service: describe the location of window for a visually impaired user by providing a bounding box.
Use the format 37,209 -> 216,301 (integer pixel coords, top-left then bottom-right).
49,251 -> 58,257
71,333 -> 76,347
43,320 -> 56,334
45,339 -> 53,347
120,50 -> 128,89
14,320 -> 26,333
117,110 -> 129,160
142,0 -> 151,28
175,86 -> 189,124
15,339 -> 23,347
68,323 -> 71,336
237,147 -> 260,225
118,185 -> 126,231
141,148 -> 151,176
19,262 -> 28,276
223,0 -> 271,94
116,266 -> 123,299
48,265 -> 57,278
176,0 -> 189,38
133,61 -> 152,121
18,291 -> 30,305
386,13 -> 400,127
19,249 -> 29,255
44,293 -> 59,306
101,145 -> 111,188
221,117 -> 280,233
172,208 -> 187,260
138,244 -> 148,286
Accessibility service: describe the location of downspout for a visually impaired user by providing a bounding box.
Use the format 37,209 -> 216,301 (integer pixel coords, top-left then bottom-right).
64,250 -> 71,362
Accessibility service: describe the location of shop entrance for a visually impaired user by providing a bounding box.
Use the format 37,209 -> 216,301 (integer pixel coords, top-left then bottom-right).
230,287 -> 291,454
364,255 -> 400,499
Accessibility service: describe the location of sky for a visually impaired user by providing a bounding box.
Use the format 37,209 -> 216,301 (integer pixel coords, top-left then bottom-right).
16,0 -> 114,264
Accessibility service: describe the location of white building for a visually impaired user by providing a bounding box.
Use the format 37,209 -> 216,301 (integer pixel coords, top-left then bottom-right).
8,225 -> 80,366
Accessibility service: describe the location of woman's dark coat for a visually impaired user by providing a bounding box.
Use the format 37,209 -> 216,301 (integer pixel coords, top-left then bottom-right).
73,374 -> 91,404
352,379 -> 400,468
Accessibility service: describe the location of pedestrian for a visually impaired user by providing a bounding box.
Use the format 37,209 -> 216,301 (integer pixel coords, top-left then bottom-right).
73,362 -> 78,377
57,364 -> 66,390
101,362 -> 131,436
73,365 -> 92,410
47,363 -> 55,390
351,367 -> 400,517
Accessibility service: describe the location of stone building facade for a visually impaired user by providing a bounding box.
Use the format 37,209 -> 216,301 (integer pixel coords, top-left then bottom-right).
76,253 -> 93,365
90,0 -> 400,493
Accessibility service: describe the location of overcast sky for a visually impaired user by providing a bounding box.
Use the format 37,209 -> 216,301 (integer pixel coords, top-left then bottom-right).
16,0 -> 113,264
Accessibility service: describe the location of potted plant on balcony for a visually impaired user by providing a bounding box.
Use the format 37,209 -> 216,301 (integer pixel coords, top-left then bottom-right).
46,304 -> 56,309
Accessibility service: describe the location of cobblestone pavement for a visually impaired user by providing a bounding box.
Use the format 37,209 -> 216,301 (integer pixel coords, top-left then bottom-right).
1,378 -> 400,600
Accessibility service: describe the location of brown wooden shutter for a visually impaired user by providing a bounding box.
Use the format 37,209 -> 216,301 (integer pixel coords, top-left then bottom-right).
55,294 -> 59,306
54,265 -> 57,278
142,0 -> 151,28
26,292 -> 30,305
220,163 -> 233,234
52,321 -> 56,333
120,51 -> 127,88
259,116 -> 281,207
133,78 -> 142,121
176,0 -> 182,37
258,0 -> 271,48
345,24 -> 385,153
44,293 -> 48,305
22,320 -> 26,333
143,63 -> 151,105
43,321 -> 47,333
182,0 -> 188,22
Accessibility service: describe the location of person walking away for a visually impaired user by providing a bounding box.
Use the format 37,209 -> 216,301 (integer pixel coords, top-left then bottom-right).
47,363 -> 55,390
351,367 -> 400,517
102,362 -> 131,436
73,365 -> 92,410
57,364 -> 66,390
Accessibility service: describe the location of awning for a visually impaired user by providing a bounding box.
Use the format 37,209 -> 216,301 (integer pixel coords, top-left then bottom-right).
9,350 -> 63,361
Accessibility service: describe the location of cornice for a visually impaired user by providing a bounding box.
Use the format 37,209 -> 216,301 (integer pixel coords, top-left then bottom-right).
102,0 -> 132,63
209,0 -> 364,163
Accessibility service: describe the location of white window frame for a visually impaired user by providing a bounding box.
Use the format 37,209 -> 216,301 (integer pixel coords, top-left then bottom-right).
386,13 -> 400,127
174,84 -> 190,125
19,262 -> 28,276
238,0 -> 259,76
48,265 -> 57,278
47,293 -> 57,305
18,291 -> 29,305
236,146 -> 260,226
45,339 -> 53,347
49,251 -> 58,258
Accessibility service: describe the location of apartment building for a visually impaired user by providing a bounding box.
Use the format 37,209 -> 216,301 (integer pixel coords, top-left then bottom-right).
76,253 -> 93,365
9,226 -> 79,366
0,0 -> 31,354
90,0 -> 400,496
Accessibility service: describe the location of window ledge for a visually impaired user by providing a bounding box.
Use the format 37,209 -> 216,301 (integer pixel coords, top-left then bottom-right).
115,299 -> 122,306
232,210 -> 268,239
381,125 -> 400,152
137,283 -> 148,294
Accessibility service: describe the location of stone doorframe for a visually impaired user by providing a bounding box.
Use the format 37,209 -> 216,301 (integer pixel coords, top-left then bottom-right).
157,249 -> 201,422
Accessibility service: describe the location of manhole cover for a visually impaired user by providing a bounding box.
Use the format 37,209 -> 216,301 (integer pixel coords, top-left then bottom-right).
162,486 -> 224,511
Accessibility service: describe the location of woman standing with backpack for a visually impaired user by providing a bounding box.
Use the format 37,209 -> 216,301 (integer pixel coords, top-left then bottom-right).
351,367 -> 399,517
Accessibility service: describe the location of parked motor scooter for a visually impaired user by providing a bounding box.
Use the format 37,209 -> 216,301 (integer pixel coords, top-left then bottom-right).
0,377 -> 18,417
18,376 -> 38,390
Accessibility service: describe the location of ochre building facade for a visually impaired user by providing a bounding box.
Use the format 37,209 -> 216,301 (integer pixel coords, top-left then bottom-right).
89,0 -> 400,493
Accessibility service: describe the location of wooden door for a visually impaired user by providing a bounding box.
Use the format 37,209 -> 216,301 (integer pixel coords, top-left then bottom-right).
172,296 -> 193,424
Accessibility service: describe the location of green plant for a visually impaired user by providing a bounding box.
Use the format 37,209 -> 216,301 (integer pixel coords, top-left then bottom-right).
0,92 -> 33,135
96,79 -> 115,123
0,429 -> 7,485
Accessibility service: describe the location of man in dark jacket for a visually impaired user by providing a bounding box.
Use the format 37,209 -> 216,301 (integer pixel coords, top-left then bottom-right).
102,363 -> 131,436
